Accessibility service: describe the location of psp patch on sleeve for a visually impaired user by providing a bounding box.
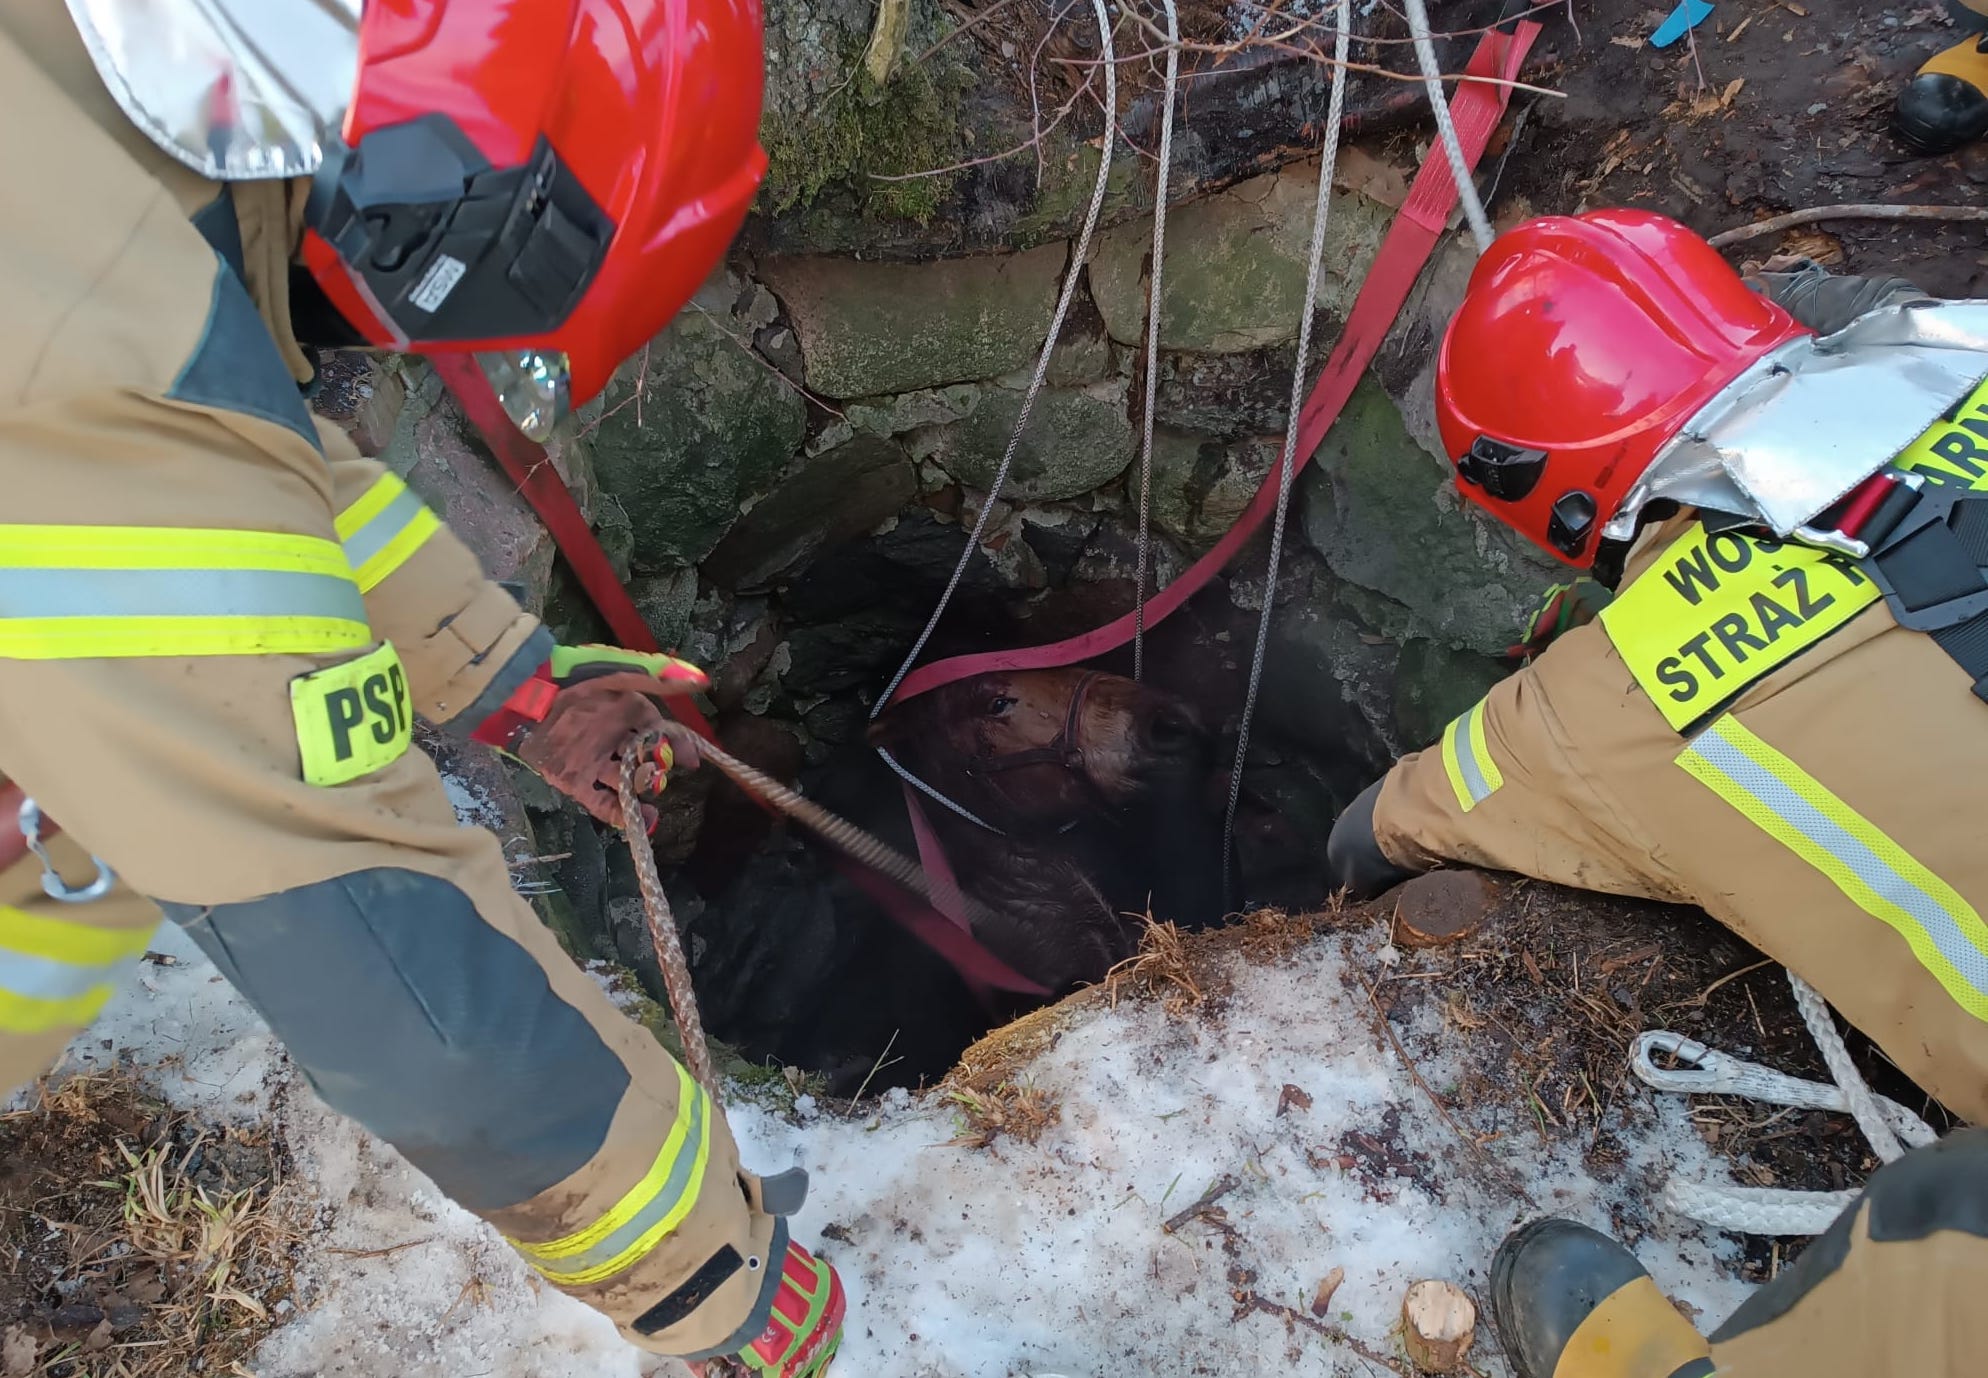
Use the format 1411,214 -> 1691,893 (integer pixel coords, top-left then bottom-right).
290,642 -> 413,786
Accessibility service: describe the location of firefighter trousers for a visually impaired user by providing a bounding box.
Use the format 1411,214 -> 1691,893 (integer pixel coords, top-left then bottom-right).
1703,1130 -> 1988,1375
0,479 -> 790,1361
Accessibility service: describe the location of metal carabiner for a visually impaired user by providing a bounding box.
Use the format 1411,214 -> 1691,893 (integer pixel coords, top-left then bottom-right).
17,796 -> 116,904
1632,1030 -> 1736,1095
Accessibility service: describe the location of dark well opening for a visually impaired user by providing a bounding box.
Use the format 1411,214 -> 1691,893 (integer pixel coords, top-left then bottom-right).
533,506 -> 1418,1094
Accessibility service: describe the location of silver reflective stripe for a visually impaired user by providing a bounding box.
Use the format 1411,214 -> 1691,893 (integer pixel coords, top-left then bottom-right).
0,568 -> 367,621
1689,730 -> 1988,1000
341,488 -> 428,571
0,949 -> 120,1002
531,1088 -> 709,1281
1452,708 -> 1494,805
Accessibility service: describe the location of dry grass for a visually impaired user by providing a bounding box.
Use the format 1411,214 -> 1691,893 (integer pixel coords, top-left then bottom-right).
0,1073 -> 299,1378
1104,916 -> 1202,1015
947,994 -> 1105,1095
950,908 -> 1334,1095
941,1082 -> 1061,1149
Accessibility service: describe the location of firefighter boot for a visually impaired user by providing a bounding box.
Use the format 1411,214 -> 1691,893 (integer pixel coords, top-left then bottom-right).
1490,1220 -> 1712,1378
1896,32 -> 1988,154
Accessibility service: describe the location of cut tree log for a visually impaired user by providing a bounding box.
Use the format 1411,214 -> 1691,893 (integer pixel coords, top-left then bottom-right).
1391,870 -> 1498,950
1401,1279 -> 1476,1373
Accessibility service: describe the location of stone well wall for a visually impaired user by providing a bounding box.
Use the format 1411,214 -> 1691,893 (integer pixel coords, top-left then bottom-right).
324,0 -> 1568,1085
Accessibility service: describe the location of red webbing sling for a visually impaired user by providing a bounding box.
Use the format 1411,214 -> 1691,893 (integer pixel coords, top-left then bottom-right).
885,24 -> 1539,952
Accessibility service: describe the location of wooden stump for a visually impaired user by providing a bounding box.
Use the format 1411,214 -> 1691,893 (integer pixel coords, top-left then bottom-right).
1401,1279 -> 1476,1373
1391,870 -> 1498,950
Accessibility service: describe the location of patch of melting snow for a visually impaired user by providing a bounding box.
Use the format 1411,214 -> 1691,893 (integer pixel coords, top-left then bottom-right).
38,912 -> 1757,1378
439,768 -> 505,831
728,939 -> 1751,1378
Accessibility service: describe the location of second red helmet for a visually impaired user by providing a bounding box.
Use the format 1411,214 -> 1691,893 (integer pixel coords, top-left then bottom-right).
300,0 -> 768,439
1433,210 -> 1809,567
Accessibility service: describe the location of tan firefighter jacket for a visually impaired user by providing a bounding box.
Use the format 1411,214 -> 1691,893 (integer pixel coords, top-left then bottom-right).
1361,355 -> 1988,1122
0,2 -> 791,1360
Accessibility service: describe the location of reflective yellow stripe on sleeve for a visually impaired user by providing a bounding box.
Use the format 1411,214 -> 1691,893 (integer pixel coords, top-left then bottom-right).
335,473 -> 443,594
506,1060 -> 714,1287
1440,700 -> 1504,814
0,909 -> 158,1034
1679,716 -> 1988,1021
0,526 -> 371,658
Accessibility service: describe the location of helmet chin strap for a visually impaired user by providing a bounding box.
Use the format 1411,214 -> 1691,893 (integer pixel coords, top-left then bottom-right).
286,268 -> 370,351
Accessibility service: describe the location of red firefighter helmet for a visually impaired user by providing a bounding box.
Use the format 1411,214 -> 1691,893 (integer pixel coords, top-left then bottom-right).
1433,210 -> 1809,567
300,0 -> 767,438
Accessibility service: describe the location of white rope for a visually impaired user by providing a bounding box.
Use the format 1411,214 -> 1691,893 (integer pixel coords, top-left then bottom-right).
868,0 -> 1119,830
1659,1181 -> 1861,1239
1132,0 -> 1180,682
1402,0 -> 1494,253
1787,969 -> 1908,1163
875,745 -> 1008,835
1636,969 -> 1938,1236
1220,0 -> 1351,894
874,0 -> 1118,716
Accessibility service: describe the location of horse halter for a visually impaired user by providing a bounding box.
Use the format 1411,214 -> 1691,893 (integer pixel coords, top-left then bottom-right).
967,670 -> 1102,782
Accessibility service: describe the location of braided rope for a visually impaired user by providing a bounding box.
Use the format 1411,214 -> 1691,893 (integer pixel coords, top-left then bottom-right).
1221,0 -> 1351,896
1403,0 -> 1494,252
617,747 -> 717,1094
1133,0 -> 1181,682
695,736 -> 1005,932
1641,970 -> 1937,1236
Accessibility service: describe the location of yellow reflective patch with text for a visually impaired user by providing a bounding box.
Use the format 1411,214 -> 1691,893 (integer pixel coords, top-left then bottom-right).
290,642 -> 413,786
1600,527 -> 1879,731
1892,372 -> 1988,489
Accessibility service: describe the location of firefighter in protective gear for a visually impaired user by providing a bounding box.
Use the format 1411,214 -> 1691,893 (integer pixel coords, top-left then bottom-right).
1489,1130 -> 1988,1378
1326,208 -> 1988,1129
0,2 -> 843,1371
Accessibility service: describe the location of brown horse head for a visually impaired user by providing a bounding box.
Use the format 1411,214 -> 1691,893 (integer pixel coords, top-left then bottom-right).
868,667 -> 1207,833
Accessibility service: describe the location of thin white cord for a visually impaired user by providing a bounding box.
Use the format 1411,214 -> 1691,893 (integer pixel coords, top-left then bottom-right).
1133,0 -> 1180,682
875,745 -> 1008,835
1221,0 -> 1351,895
874,0 -> 1119,716
1403,0 -> 1494,253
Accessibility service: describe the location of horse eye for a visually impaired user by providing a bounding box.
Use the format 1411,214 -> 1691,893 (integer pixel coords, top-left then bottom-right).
985,695 -> 1015,716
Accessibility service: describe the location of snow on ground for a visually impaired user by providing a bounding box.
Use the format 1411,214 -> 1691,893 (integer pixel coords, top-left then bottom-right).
730,941 -> 1754,1377
437,767 -> 507,833
25,912 -> 1760,1378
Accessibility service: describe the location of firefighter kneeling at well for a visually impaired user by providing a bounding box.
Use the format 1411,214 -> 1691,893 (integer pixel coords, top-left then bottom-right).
1330,209 -> 1988,1130
1329,209 -> 1988,1375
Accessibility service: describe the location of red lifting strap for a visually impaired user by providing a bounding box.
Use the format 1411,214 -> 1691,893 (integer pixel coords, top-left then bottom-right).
886,22 -> 1539,707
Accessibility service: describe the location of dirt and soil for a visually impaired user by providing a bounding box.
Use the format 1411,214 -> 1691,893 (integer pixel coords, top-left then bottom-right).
0,1073 -> 298,1378
1501,0 -> 1984,293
